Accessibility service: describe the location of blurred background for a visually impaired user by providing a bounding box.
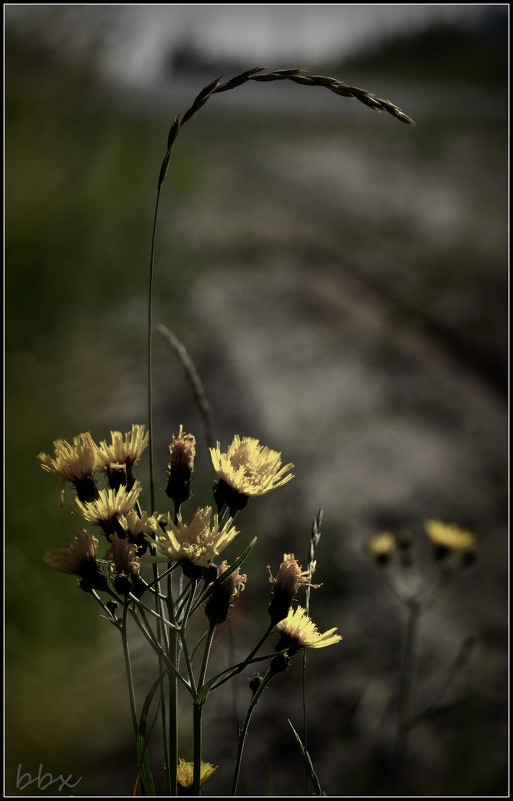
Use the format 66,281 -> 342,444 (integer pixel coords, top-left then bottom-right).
5,4 -> 508,796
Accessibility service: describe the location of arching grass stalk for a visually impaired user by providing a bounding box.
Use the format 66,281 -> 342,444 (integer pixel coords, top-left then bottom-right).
144,67 -> 414,796
147,66 -> 414,504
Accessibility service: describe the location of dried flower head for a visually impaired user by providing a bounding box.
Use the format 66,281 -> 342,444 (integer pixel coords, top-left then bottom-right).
166,425 -> 196,507
205,560 -> 247,625
96,424 -> 149,489
275,605 -> 342,655
106,533 -> 145,596
38,433 -> 99,503
210,435 -> 294,514
268,553 -> 317,624
176,758 -> 217,793
42,527 -> 108,591
424,519 -> 477,559
365,531 -> 396,564
75,481 -> 142,540
143,506 -> 239,569
118,509 -> 162,555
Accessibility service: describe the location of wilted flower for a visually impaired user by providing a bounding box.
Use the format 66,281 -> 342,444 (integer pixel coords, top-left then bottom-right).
365,531 -> 396,564
75,482 -> 142,540
166,425 -> 196,508
96,424 -> 149,490
205,560 -> 247,625
424,519 -> 477,560
143,507 -> 239,572
176,758 -> 217,793
268,553 -> 316,624
38,433 -> 99,503
106,533 -> 145,597
118,508 -> 162,555
275,605 -> 342,655
42,527 -> 108,591
210,435 -> 294,514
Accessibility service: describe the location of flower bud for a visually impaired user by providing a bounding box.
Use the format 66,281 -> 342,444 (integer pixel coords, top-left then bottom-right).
166,426 -> 196,508
205,561 -> 247,625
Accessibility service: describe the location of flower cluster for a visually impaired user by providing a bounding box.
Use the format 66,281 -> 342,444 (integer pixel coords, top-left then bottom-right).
39,425 -> 342,793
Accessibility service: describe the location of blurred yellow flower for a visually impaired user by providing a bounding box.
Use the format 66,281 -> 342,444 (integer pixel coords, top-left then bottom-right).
365,531 -> 396,563
43,527 -> 99,574
276,605 -> 342,653
424,519 -> 476,553
143,506 -> 238,567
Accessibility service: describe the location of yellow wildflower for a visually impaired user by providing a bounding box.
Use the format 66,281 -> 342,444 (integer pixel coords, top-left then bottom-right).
143,506 -> 239,571
365,531 -> 396,564
276,605 -> 342,654
118,508 -> 162,554
424,519 -> 477,557
42,527 -> 108,591
96,424 -> 148,489
176,758 -> 217,792
105,533 -> 145,597
38,433 -> 99,503
205,560 -> 247,625
210,435 -> 294,513
268,553 -> 317,624
166,425 -> 196,507
75,481 -> 142,539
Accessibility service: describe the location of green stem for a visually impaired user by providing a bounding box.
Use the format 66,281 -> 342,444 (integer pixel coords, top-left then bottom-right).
147,185 -> 161,515
302,650 -> 309,795
393,598 -> 421,791
231,668 -> 276,795
210,622 -> 276,692
199,623 -> 217,689
167,572 -> 178,796
121,600 -> 138,739
193,702 -> 204,795
130,605 -> 192,694
177,578 -> 198,694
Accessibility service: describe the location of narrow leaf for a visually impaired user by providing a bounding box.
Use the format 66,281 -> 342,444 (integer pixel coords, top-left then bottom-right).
131,674 -> 163,795
287,719 -> 324,796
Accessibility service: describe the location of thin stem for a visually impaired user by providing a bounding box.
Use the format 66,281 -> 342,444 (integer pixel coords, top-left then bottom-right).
176,578 -> 198,695
130,605 -> 193,695
231,668 -> 276,795
129,592 -> 179,632
167,571 -> 178,796
302,651 -> 309,795
147,185 -> 161,515
210,622 -> 276,692
199,623 -> 217,689
393,598 -> 421,791
302,508 -> 322,795
121,600 -> 138,739
193,702 -> 203,795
